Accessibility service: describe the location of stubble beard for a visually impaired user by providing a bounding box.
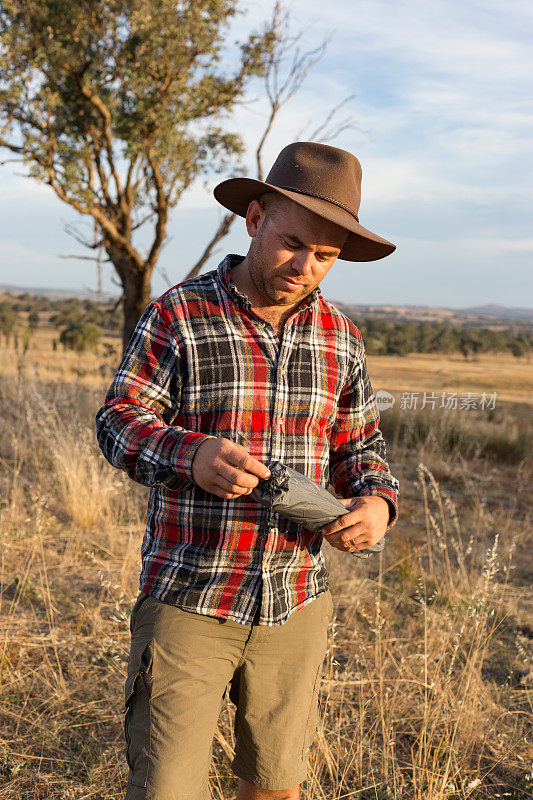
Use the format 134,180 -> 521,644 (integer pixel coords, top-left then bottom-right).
247,246 -> 311,309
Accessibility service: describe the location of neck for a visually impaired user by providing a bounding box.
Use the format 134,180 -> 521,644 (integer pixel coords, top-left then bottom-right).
230,256 -> 301,327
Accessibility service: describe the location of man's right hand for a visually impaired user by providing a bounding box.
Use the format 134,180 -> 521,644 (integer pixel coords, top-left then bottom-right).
191,437 -> 271,500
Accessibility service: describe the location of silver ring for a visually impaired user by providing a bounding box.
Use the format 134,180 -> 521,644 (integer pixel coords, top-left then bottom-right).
349,538 -> 357,547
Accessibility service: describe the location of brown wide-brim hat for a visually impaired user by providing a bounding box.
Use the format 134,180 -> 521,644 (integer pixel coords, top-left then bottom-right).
213,141 -> 395,262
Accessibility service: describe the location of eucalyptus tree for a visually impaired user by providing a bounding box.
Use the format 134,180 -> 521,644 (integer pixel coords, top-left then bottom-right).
0,0 -> 277,348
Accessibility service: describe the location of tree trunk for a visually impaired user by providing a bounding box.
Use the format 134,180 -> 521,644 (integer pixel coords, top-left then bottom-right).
121,266 -> 153,352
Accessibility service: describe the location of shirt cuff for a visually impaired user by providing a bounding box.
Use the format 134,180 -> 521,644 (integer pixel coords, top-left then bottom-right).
357,487 -> 399,530
170,431 -> 216,483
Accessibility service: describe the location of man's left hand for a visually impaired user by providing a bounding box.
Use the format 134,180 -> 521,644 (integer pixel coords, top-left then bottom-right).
320,495 -> 390,553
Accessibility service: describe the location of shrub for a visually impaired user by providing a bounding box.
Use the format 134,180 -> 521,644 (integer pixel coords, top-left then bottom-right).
59,321 -> 102,354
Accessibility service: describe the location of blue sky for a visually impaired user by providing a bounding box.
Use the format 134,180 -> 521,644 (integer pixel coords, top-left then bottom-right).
1,0 -> 532,308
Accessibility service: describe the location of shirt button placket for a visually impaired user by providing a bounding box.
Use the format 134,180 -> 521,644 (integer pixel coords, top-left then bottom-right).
273,344 -> 289,456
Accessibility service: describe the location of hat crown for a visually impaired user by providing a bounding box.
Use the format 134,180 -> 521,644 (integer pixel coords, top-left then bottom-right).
212,139 -> 395,261
265,141 -> 362,218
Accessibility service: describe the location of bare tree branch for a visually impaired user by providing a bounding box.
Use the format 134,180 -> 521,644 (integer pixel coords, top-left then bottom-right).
301,93 -> 362,141
145,149 -> 169,269
0,157 -> 25,166
63,221 -> 102,250
156,263 -> 174,288
255,3 -> 330,180
187,3 -> 347,280
132,211 -> 157,232
183,211 -> 236,281
111,293 -> 125,312
73,71 -> 124,201
58,254 -> 111,262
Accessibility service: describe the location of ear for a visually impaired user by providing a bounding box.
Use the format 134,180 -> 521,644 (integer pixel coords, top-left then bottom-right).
245,198 -> 265,238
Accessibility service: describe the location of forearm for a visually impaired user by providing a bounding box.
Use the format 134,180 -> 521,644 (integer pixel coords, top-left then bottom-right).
95,397 -> 210,489
329,428 -> 399,528
328,337 -> 399,529
94,300 -> 213,490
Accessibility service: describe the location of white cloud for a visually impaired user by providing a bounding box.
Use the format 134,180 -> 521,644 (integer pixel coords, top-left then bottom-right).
1,0 -> 531,305
274,0 -> 533,80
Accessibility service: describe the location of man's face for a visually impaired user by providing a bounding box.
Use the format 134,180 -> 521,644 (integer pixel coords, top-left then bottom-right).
244,196 -> 350,310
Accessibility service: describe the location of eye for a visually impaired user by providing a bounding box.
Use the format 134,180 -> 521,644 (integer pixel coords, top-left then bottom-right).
282,238 -> 297,250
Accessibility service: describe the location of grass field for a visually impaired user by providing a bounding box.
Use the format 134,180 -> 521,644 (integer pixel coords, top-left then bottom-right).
0,325 -> 531,799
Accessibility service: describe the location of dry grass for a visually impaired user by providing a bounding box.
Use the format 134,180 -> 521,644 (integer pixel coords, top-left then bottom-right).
366,352 -> 533,407
0,339 -> 531,799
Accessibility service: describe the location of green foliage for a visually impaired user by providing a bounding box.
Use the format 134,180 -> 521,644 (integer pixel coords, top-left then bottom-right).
22,326 -> 31,352
354,316 -> 533,357
0,301 -> 19,338
510,339 -> 528,358
59,321 -> 102,353
0,0 -> 276,210
49,297 -> 122,331
0,0 -> 279,347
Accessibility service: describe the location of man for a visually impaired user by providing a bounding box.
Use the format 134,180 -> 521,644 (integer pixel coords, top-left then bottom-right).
95,141 -> 400,800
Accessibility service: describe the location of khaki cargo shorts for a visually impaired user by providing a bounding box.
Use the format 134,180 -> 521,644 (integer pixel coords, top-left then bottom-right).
123,589 -> 334,799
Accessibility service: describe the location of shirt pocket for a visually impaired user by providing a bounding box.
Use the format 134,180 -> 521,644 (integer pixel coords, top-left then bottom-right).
289,344 -> 341,434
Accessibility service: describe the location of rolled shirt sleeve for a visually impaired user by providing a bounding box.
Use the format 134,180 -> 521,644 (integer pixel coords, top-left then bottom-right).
328,338 -> 400,529
95,301 -> 212,489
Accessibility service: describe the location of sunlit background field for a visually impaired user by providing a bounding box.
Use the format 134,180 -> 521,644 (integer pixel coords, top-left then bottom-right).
0,308 -> 531,800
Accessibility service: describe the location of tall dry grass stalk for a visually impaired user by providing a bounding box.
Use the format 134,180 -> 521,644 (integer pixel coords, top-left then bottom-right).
0,370 -> 144,532
296,466 -> 529,800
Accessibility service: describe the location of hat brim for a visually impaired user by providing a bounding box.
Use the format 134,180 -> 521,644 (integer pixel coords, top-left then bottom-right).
213,177 -> 395,262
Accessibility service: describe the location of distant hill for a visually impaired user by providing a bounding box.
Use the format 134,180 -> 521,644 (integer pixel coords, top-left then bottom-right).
0,283 -> 117,301
1,282 -> 532,326
331,301 -> 533,326
459,304 -> 533,321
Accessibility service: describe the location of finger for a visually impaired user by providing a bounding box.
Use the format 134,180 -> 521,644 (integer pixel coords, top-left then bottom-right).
339,527 -> 367,546
214,477 -> 255,496
226,448 -> 271,480
323,533 -> 350,549
328,537 -> 359,552
330,538 -> 366,552
217,464 -> 260,489
322,517 -> 362,539
352,540 -> 371,552
321,512 -> 357,537
210,481 -> 251,500
324,525 -> 366,550
337,498 -> 354,509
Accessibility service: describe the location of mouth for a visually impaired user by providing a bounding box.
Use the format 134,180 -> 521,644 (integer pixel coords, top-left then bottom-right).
278,276 -> 306,290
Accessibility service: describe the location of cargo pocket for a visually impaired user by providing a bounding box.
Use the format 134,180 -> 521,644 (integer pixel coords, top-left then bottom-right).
301,662 -> 323,759
124,639 -> 153,787
323,590 -> 334,624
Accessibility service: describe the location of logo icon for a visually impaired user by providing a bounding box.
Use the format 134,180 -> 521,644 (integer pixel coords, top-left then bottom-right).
375,389 -> 395,411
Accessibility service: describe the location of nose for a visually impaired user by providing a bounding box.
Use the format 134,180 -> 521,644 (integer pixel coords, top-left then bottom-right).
292,250 -> 314,277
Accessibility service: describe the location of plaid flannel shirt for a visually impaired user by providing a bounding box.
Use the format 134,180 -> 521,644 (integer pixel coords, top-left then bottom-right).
95,254 -> 399,625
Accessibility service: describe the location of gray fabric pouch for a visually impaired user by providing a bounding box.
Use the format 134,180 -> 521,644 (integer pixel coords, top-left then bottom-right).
251,461 -> 386,558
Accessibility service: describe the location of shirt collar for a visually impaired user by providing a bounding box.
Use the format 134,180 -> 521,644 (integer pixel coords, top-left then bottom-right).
216,254 -> 321,315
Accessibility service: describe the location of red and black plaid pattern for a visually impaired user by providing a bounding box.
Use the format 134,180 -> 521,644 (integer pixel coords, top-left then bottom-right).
95,254 -> 399,625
